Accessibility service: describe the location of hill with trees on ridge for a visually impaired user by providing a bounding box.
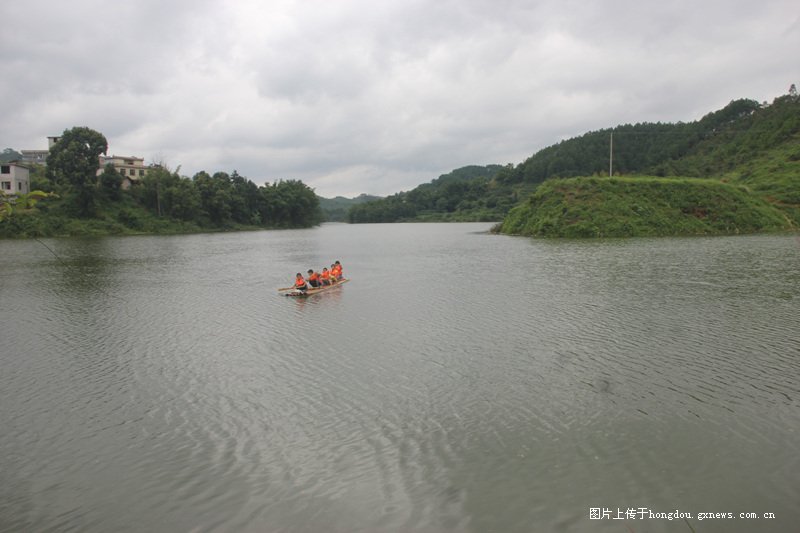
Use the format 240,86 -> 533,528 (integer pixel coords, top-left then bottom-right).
319,194 -> 382,222
497,91 -> 800,237
348,89 -> 800,236
346,164 -> 531,223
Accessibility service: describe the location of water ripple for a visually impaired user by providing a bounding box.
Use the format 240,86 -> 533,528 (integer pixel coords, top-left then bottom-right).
1,228 -> 799,532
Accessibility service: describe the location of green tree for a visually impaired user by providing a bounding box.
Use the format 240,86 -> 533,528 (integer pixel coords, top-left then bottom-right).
258,180 -> 322,227
28,164 -> 52,192
98,163 -> 123,201
230,170 -> 260,224
194,171 -> 233,225
46,127 -> 108,217
165,177 -> 202,221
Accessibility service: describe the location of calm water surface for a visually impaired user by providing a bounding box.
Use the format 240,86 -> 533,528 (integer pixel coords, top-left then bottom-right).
1,224 -> 798,532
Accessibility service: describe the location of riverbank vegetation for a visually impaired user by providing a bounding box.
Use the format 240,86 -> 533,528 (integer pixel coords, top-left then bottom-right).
348,90 -> 799,237
5,91 -> 798,239
0,127 -> 322,238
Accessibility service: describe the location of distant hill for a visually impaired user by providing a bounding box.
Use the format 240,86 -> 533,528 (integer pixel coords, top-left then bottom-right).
346,165 -> 521,223
0,148 -> 23,162
318,194 -> 382,222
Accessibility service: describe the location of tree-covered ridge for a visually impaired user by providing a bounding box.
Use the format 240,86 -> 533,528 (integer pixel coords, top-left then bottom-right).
496,92 -> 800,238
346,165 -> 525,223
318,194 -> 382,222
499,98 -> 763,184
499,95 -> 800,184
348,92 -> 799,227
1,127 -> 322,238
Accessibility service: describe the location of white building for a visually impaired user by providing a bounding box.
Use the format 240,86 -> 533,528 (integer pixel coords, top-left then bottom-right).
20,136 -> 154,189
0,162 -> 30,195
99,155 -> 151,189
20,149 -> 48,164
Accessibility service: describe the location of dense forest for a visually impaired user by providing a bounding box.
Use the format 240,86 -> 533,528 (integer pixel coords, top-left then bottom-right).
1,127 -> 322,238
347,92 -> 800,225
502,98 -> 766,183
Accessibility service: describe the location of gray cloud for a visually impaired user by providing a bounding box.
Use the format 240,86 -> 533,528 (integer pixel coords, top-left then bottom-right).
1,0 -> 798,197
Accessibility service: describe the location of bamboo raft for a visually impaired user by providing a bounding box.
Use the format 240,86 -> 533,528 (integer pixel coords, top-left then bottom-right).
279,278 -> 350,297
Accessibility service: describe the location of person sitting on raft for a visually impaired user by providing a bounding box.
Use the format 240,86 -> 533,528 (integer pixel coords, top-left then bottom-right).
320,267 -> 333,286
306,269 -> 321,288
293,273 -> 308,292
332,261 -> 343,280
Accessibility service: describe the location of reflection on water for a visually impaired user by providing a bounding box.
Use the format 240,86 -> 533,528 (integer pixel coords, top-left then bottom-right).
1,226 -> 798,532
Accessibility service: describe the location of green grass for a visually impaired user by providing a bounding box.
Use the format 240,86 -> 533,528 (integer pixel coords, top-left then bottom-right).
721,134 -> 800,224
498,176 -> 796,238
497,106 -> 800,239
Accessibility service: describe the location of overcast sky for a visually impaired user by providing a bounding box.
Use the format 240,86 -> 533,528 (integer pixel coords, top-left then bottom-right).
1,0 -> 798,197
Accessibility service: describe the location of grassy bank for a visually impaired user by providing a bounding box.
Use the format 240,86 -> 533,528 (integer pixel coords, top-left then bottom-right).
722,136 -> 800,225
497,176 -> 796,238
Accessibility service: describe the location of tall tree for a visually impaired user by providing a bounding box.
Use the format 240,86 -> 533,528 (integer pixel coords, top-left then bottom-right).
46,127 -> 108,216
98,163 -> 123,201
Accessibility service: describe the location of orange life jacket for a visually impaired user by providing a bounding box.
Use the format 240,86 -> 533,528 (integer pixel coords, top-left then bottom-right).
321,270 -> 330,280
333,265 -> 342,277
308,272 -> 320,282
295,277 -> 306,288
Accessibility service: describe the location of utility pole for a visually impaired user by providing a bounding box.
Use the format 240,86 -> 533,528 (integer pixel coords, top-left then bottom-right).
609,132 -> 613,177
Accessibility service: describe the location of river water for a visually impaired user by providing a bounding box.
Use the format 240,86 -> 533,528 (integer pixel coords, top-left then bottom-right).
1,223 -> 798,532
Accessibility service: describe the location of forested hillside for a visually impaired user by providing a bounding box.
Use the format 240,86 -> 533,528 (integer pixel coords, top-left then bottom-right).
499,98 -> 764,183
346,165 -> 521,223
348,91 -> 799,232
319,194 -> 382,222
500,93 -> 799,196
498,92 -> 800,237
